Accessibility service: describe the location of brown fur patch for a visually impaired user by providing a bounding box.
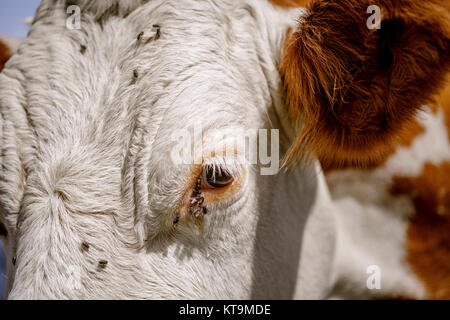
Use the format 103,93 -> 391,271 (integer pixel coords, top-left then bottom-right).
269,0 -> 309,8
434,78 -> 450,140
280,0 -> 450,169
391,162 -> 450,299
0,39 -> 12,72
323,118 -> 425,172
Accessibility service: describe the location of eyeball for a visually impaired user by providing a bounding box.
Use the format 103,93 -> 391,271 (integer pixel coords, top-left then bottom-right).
202,166 -> 234,189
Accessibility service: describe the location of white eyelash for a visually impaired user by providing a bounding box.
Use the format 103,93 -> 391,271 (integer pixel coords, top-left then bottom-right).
202,155 -> 247,181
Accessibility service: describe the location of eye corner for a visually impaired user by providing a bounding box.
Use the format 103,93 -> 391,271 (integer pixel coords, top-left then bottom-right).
172,163 -> 246,226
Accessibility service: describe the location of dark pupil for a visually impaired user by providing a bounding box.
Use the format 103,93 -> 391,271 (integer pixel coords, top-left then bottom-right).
206,167 -> 232,187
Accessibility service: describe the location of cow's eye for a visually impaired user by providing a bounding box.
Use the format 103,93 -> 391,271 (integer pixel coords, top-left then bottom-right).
202,166 -> 234,189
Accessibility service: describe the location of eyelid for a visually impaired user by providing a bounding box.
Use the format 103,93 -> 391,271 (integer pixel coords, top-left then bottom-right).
174,162 -> 246,220
201,165 -> 235,189
200,168 -> 245,203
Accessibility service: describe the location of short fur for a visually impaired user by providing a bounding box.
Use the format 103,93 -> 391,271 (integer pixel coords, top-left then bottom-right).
391,162 -> 450,299
1,0 -> 448,300
0,0 -> 337,299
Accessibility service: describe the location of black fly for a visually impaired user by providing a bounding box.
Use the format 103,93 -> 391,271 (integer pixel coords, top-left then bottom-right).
153,24 -> 161,40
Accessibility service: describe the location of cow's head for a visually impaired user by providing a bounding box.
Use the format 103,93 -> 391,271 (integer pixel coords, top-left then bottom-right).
1,0 -> 449,299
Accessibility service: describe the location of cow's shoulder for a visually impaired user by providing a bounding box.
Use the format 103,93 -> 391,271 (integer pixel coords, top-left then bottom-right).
391,79 -> 450,299
326,78 -> 450,299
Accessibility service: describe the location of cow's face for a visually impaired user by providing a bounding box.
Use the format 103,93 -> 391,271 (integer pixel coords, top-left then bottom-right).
1,0 -> 330,299
2,0 -> 449,299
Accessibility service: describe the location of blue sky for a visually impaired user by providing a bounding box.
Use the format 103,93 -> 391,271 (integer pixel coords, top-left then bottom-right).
0,0 -> 41,38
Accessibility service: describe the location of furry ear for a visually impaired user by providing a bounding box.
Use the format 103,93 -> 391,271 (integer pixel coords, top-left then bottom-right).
0,39 -> 12,72
280,0 -> 450,168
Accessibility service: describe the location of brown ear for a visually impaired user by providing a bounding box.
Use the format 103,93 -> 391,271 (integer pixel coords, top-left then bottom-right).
280,0 -> 450,168
0,39 -> 12,72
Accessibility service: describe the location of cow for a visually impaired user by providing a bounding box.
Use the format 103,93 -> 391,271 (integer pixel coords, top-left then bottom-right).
0,0 -> 449,299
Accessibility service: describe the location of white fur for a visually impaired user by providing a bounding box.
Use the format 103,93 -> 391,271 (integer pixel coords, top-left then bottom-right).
0,0 -> 338,299
326,107 -> 450,299
1,0 -> 441,300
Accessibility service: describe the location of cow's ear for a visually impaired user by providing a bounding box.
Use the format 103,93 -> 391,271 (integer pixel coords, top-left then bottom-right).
280,0 -> 450,168
0,39 -> 12,72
